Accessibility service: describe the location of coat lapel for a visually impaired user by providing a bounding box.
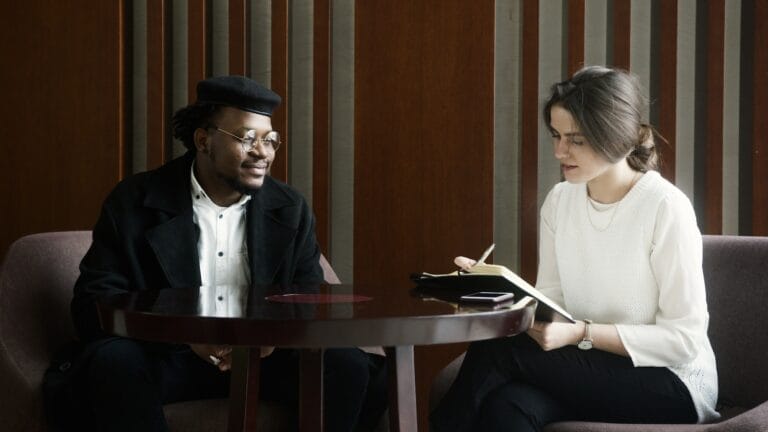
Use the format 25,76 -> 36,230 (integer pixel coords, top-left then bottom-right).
143,153 -> 202,288
247,178 -> 298,284
145,210 -> 201,288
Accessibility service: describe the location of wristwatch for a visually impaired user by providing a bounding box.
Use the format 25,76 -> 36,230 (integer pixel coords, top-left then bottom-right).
577,319 -> 593,350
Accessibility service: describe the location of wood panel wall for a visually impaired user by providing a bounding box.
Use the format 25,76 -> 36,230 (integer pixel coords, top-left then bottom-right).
612,0 -> 632,69
354,1 -> 495,428
270,1 -> 290,183
703,0 -> 725,234
655,0 -> 678,183
520,0 -> 540,282
187,0 -> 209,102
751,0 -> 768,234
0,0 -> 125,262
147,0 -> 170,170
312,0 -> 331,254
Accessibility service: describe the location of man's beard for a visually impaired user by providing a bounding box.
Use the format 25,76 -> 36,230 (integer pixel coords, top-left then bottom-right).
209,147 -> 265,195
220,172 -> 263,196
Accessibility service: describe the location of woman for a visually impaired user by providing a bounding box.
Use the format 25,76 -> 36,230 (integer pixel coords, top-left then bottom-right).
430,66 -> 719,431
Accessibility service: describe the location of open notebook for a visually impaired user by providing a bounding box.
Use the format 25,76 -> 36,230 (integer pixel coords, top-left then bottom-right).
412,263 -> 574,323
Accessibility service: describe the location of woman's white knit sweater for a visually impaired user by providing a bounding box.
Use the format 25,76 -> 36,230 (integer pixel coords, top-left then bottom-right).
536,171 -> 719,422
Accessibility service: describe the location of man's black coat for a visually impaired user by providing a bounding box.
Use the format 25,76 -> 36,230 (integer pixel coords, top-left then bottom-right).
71,151 -> 323,342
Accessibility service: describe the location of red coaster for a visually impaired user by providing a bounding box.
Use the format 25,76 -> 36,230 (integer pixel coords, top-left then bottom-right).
265,293 -> 373,304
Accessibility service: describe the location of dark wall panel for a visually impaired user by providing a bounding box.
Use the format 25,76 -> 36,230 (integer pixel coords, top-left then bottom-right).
703,0 -> 725,234
313,0 -> 331,255
229,0 -> 249,76
188,0 -> 209,102
355,0 -> 494,427
147,0 -> 170,169
0,0 -> 125,261
752,1 -> 768,235
567,0 -> 585,76
655,0 -> 677,182
612,0 -> 631,69
520,0 -> 540,282
270,0 -> 289,183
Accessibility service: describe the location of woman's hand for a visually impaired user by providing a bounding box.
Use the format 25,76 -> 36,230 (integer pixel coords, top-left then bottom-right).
526,320 -> 584,351
454,256 -> 477,271
527,321 -> 630,357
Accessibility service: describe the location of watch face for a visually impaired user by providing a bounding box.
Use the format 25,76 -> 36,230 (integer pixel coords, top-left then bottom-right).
578,340 -> 593,350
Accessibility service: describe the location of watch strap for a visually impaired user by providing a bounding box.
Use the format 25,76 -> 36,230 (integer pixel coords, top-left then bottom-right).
578,319 -> 593,350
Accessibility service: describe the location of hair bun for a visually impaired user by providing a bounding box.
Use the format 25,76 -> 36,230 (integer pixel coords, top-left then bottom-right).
637,124 -> 655,149
628,124 -> 662,172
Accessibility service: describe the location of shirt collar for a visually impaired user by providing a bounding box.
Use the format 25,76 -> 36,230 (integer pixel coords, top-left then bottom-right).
190,161 -> 252,209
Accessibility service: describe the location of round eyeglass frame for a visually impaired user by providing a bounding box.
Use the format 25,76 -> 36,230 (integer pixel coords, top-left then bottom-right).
210,126 -> 282,153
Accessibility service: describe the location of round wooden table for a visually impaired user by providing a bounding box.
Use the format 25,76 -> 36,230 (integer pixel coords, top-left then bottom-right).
97,283 -> 536,432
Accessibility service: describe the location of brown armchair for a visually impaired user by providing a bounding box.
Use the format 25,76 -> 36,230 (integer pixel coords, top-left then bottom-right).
0,231 -> 346,431
429,235 -> 768,431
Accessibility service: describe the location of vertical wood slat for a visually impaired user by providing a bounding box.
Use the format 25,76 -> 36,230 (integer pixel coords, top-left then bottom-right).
753,1 -> 768,235
520,0 -> 539,282
188,0 -> 208,102
271,0 -> 289,183
119,0 -> 128,180
612,0 -> 631,70
313,0 -> 331,255
567,0 -> 585,76
229,0 -> 249,76
657,0 -> 677,182
738,0 -> 754,234
147,0 -> 170,168
704,0 -> 725,234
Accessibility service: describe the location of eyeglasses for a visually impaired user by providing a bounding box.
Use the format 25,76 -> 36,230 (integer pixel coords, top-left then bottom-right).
211,126 -> 282,153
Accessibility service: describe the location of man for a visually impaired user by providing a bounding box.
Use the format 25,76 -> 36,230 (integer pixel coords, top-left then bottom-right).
64,76 -> 387,431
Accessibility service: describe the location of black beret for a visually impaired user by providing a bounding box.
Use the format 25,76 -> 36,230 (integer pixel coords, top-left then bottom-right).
196,75 -> 281,116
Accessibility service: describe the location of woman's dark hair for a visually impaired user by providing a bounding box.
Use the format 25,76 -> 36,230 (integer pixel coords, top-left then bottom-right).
171,102 -> 223,152
543,66 -> 664,172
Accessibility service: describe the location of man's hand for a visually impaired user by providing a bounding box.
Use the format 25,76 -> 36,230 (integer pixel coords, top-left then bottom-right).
190,344 -> 233,371
526,320 -> 584,351
190,344 -> 275,371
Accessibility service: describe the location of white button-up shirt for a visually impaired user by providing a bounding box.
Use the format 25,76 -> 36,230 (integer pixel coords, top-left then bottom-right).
191,164 -> 251,317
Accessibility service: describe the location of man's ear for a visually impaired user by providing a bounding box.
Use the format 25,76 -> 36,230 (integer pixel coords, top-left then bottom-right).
193,128 -> 209,153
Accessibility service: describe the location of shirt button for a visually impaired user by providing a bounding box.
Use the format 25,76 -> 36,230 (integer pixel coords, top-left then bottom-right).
218,251 -> 223,257
195,195 -> 200,199
219,214 -> 223,219
217,296 -> 224,301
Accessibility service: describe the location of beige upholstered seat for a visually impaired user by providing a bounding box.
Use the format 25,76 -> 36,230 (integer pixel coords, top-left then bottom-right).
0,231 -> 91,431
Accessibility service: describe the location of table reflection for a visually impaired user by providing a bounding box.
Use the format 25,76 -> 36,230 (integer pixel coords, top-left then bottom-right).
107,283 -> 531,326
194,284 -> 363,319
198,284 -> 248,317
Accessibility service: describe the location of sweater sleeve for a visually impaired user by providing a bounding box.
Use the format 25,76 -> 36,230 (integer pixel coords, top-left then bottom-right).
615,191 -> 710,367
535,185 -> 566,309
